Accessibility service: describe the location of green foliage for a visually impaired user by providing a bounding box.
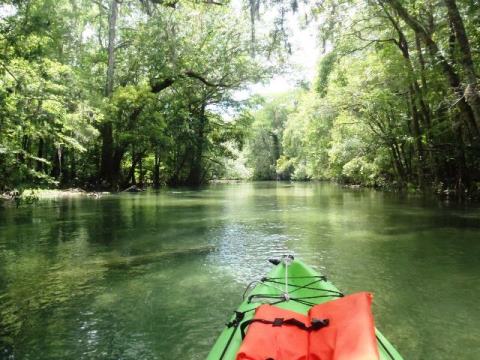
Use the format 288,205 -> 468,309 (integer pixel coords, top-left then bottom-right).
2,0 -> 479,195
245,93 -> 297,180
244,0 -> 480,197
314,51 -> 336,97
0,1 -> 99,190
0,0 -> 280,191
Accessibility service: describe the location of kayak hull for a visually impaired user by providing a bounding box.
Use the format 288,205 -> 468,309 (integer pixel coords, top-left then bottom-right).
207,259 -> 403,360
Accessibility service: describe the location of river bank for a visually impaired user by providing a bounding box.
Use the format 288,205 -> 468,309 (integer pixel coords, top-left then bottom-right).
0,188 -> 110,206
2,179 -> 479,207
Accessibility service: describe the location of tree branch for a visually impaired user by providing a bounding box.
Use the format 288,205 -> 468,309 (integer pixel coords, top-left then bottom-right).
150,70 -> 233,94
0,61 -> 19,83
92,0 -> 108,10
150,77 -> 175,93
115,40 -> 132,50
184,71 -> 229,87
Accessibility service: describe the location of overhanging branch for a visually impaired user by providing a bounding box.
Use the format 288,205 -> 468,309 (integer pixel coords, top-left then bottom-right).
150,70 -> 233,93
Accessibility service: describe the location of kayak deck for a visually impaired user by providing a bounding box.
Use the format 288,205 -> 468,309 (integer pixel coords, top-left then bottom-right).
207,258 -> 403,360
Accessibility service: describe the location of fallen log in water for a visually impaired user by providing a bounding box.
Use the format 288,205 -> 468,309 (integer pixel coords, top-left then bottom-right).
94,244 -> 216,269
122,185 -> 144,193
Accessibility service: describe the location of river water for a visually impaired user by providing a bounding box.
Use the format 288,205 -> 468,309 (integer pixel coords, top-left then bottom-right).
0,182 -> 479,359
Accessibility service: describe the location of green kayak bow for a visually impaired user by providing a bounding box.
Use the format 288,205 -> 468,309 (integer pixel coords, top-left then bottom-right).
207,256 -> 403,360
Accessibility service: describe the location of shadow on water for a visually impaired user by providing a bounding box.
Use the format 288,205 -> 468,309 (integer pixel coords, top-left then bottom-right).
0,182 -> 479,359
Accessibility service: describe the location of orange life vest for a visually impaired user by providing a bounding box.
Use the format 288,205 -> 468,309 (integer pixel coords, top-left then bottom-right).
308,292 -> 379,360
236,292 -> 379,360
236,304 -> 310,360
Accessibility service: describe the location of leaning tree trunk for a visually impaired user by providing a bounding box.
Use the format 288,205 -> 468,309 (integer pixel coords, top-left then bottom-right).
408,87 -> 425,188
389,144 -> 406,186
384,11 -> 425,187
384,0 -> 480,140
443,0 -> 480,139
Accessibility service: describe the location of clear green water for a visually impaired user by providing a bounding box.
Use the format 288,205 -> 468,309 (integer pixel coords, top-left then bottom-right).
1,182 -> 479,360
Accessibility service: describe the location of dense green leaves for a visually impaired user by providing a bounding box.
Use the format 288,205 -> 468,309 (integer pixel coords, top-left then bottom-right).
1,0 -> 479,196
245,0 -> 480,196
0,0 -> 276,191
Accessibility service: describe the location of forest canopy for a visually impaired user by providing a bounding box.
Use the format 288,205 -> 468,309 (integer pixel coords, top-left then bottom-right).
0,0 -> 276,190
243,0 -> 480,196
1,0 -> 480,196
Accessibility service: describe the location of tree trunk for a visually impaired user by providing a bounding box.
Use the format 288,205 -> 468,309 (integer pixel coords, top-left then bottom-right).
415,34 -> 428,102
19,135 -> 29,164
187,104 -> 207,186
112,147 -> 125,191
62,149 -> 70,185
414,35 -> 438,182
153,148 -> 161,189
51,145 -> 62,182
171,145 -> 188,186
453,121 -> 468,193
380,5 -> 436,185
130,149 -> 136,185
36,138 -> 44,172
415,37 -> 433,136
443,0 -> 480,135
99,0 -> 118,188
139,156 -> 144,187
408,87 -> 425,187
105,0 -> 117,97
390,144 -> 405,185
393,140 -> 412,181
384,0 -> 480,139
70,150 -> 76,185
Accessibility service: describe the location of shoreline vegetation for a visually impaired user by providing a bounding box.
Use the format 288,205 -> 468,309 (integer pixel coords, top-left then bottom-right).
1,1 -> 479,203
2,179 -> 476,208
0,188 -> 110,206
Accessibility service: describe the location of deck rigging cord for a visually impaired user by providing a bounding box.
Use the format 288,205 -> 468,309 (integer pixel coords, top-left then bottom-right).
217,256 -> 394,360
283,255 -> 292,300
219,256 -> 342,360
